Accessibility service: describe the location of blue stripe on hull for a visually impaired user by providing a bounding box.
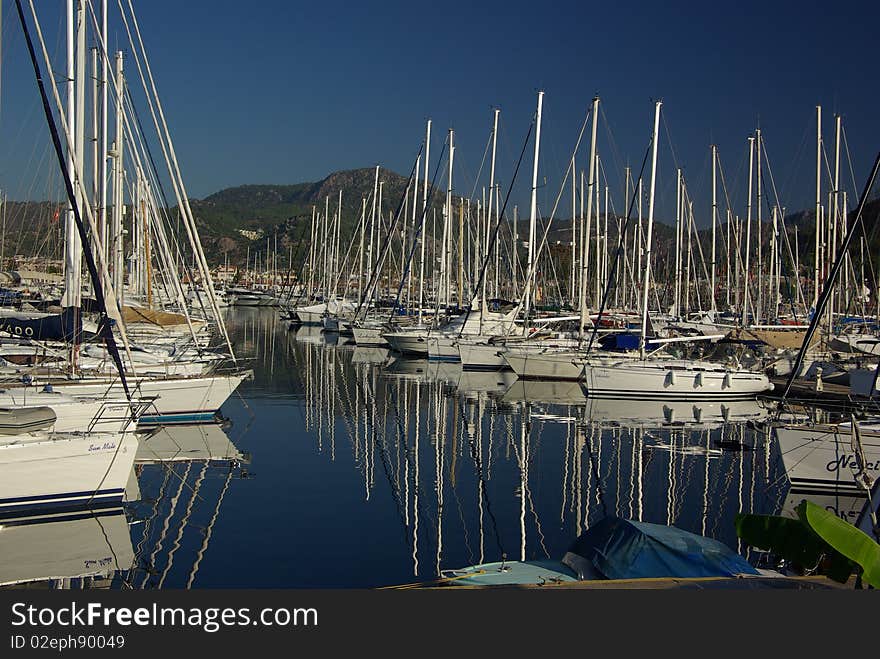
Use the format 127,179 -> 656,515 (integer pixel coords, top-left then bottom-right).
427,356 -> 461,363
0,488 -> 125,517
138,412 -> 218,425
583,390 -> 761,401
0,507 -> 125,527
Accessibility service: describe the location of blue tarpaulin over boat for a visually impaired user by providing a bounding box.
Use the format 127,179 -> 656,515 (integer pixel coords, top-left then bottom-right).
562,517 -> 760,580
597,332 -> 640,351
0,308 -> 85,342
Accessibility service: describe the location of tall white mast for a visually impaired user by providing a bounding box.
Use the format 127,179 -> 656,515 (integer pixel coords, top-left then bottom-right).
407,156 -> 420,310
622,167 -> 630,307
674,168 -> 682,317
637,177 -> 643,287
523,90 -> 544,322
488,109 -> 499,300
711,145 -> 717,312
443,129 -> 454,311
111,51 -> 125,302
571,157 -> 578,304
829,114 -> 842,330
62,0 -> 83,312
770,206 -> 778,317
90,46 -> 99,273
375,182 -> 383,305
367,166 -> 379,301
307,205 -> 316,298
638,101 -> 662,358
100,0 -> 108,262
755,128 -> 763,323
335,189 -> 343,297
726,208 -> 732,309
578,96 -> 599,344
741,136 -> 755,326
594,160 -> 601,306
418,119 -> 431,325
323,196 -> 331,298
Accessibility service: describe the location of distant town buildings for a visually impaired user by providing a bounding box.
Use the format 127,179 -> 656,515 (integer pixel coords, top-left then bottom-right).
237,228 -> 263,241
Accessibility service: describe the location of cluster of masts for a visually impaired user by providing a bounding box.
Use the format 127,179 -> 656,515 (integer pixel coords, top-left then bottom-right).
283,93 -> 867,347
17,1 -> 235,359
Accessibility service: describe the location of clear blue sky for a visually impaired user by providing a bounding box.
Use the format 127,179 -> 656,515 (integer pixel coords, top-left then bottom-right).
0,0 -> 876,225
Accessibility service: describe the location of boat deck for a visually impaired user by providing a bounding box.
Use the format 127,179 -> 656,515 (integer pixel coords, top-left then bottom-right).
765,377 -> 862,410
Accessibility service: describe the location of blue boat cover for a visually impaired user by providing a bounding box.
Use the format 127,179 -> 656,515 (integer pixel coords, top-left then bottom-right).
564,517 -> 759,580
597,332 -> 640,351
0,308 -> 85,343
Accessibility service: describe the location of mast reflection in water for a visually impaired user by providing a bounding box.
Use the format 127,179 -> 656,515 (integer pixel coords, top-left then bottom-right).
195,308 -> 792,586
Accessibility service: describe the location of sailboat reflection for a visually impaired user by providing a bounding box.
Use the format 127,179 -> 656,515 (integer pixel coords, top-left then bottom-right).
123,421 -> 249,589
135,422 -> 248,464
501,380 -> 772,429
351,347 -> 393,366
0,508 -> 134,589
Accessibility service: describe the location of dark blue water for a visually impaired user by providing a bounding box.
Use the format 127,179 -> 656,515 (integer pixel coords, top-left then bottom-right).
112,307 -> 808,588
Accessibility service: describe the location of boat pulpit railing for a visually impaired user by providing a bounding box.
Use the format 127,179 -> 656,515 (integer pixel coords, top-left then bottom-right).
87,396 -> 159,433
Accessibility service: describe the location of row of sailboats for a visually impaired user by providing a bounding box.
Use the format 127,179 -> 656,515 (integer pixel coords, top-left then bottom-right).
287,92 -> 873,386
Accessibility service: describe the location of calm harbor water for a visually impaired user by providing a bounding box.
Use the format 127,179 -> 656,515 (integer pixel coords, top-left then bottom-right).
124,307 -> 803,588
7,307 -> 860,589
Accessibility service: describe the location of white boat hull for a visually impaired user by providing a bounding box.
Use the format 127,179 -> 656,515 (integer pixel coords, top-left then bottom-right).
295,309 -> 324,325
502,349 -> 585,381
427,336 -> 461,362
44,371 -> 251,424
458,341 -> 509,370
232,296 -> 263,307
353,326 -> 389,347
0,432 -> 138,516
774,423 -> 880,493
0,390 -> 135,433
383,331 -> 430,357
830,333 -> 880,356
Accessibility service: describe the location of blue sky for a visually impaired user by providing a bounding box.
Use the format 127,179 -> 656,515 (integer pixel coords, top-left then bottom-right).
0,0 -> 876,225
